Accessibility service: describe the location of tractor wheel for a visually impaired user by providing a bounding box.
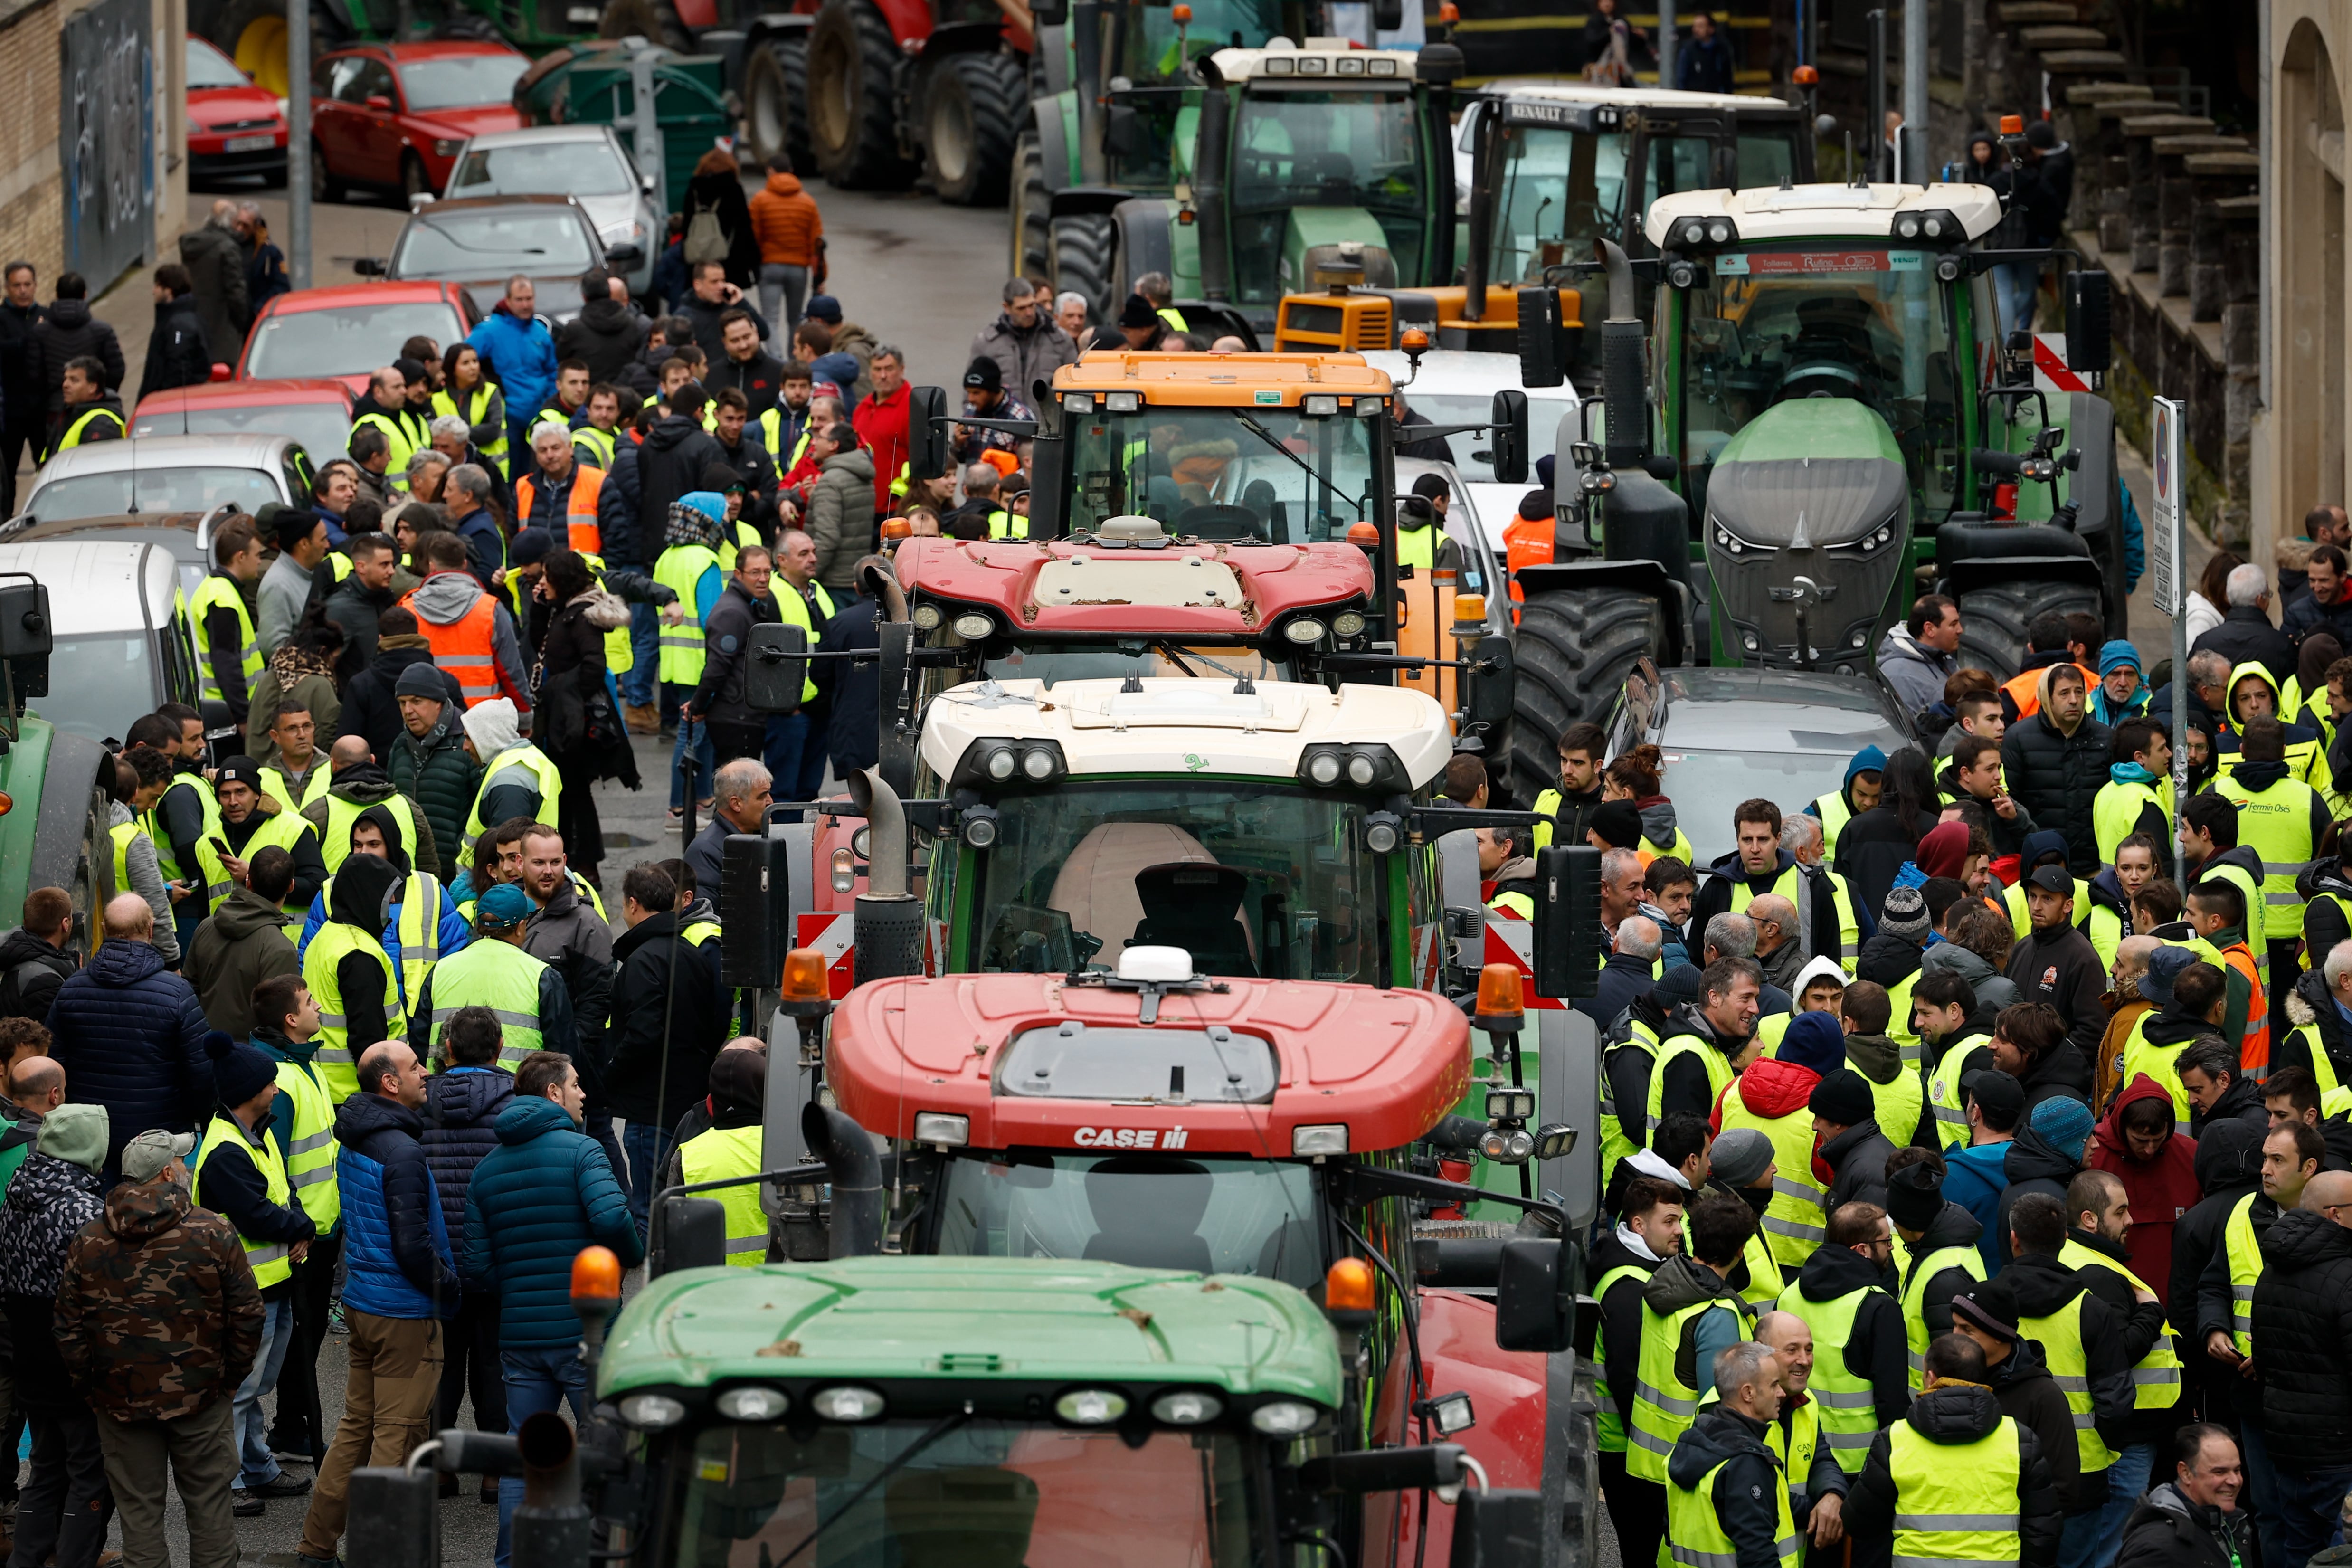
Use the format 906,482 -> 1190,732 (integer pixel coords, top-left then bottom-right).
807,0 -> 914,189
923,50 -> 1024,206
1507,584 -> 1665,808
1053,210 -> 1116,326
309,139 -> 343,203
772,35 -> 815,175
1009,132 -> 1052,282
1952,578 -> 2103,683
740,41 -> 797,166
599,0 -> 692,52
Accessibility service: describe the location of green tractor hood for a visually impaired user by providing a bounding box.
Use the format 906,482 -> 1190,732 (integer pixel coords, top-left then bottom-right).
1702,399 -> 1909,668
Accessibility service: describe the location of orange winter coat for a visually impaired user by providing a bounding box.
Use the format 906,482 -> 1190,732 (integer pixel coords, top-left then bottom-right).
749,172 -> 824,267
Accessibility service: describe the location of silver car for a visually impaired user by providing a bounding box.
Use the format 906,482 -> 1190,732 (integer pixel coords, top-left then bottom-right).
18,435 -> 313,528
435,124 -> 660,299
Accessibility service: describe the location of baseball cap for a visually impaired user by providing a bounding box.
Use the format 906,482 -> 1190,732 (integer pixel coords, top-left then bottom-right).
1960,1066 -> 2025,1125
474,882 -> 534,933
2027,864 -> 2074,894
2139,943 -> 2198,1005
122,1129 -> 195,1183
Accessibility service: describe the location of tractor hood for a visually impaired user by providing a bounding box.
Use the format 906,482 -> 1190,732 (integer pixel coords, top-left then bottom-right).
1703,399 -> 1908,669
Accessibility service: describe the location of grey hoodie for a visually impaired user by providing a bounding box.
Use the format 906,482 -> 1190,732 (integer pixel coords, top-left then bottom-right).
1920,938 -> 2022,1011
106,801 -> 180,962
406,570 -> 530,716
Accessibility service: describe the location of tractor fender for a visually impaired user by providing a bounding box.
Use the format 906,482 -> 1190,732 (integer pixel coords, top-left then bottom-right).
1034,95 -> 1073,193
1112,197 -> 1176,297
1047,184 -> 1129,220
914,17 -> 1001,58
1512,556 -> 1690,671
743,12 -> 814,42
1034,20 -> 1068,93
866,0 -> 935,46
1935,551 -> 2109,612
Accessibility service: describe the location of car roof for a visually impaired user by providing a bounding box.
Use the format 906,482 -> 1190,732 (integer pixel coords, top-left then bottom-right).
457,123 -> 620,149
31,434 -> 300,481
136,379 -> 354,410
258,281 -> 466,314
0,542 -> 180,636
1362,349 -> 1580,403
1648,667 -> 1911,751
409,192 -> 584,213
1478,79 -> 1792,113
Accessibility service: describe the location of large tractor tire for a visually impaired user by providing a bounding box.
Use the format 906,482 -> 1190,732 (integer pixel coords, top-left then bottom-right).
741,40 -> 804,168
1507,585 -> 1665,808
1952,579 -> 2103,684
599,0 -> 692,51
772,35 -> 815,176
1052,210 -> 1116,326
807,0 -> 914,190
1009,131 -> 1052,282
923,50 -> 1024,206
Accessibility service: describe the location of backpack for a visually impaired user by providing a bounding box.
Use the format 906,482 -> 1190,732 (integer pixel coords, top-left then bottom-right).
684,202 -> 730,267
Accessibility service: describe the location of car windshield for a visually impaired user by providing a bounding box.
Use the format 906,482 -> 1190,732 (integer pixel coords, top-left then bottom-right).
392,209 -> 592,277
936,1154 -> 1323,1289
395,53 -> 527,111
28,634 -> 152,742
1229,88 -> 1428,305
661,1420 -> 1257,1568
185,39 -> 248,89
28,467 -> 282,522
1064,406 -> 1376,540
1660,747 -> 1886,866
448,139 -> 636,197
958,780 -> 1379,983
244,301 -> 463,378
1397,390 -> 1576,482
1676,246 -> 1962,516
134,402 -> 350,462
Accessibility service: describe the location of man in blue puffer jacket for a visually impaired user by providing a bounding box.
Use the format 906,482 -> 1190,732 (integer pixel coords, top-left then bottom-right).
466,277 -> 559,457
296,1039 -> 459,1568
46,893 -> 213,1179
464,1048 -> 643,1568
419,1006 -> 514,1484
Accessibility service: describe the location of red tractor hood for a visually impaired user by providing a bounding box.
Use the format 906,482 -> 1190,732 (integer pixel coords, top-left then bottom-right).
893,536 -> 1377,640
828,972 -> 1470,1156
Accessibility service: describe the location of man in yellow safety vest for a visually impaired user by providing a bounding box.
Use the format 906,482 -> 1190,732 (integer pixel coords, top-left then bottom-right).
189,515 -> 267,742
1749,1309 -> 1852,1550
672,1036 -> 772,1265
1774,1199 -> 1910,1476
47,356 -> 123,457
252,971 -> 342,1470
1886,1158 -> 1988,1393
1661,1340 -> 1803,1568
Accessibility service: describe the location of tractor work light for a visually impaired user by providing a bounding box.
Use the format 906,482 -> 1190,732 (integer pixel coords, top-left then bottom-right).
1021,746 -> 1057,780
619,1394 -> 687,1430
1302,394 -> 1340,417
1354,395 -> 1383,416
1935,255 -> 1966,282
1362,813 -> 1403,854
1295,53 -> 1326,73
1534,1123 -> 1577,1160
911,603 -> 944,630
1055,1389 -> 1129,1425
1366,54 -> 1397,74
986,749 -> 1017,780
1063,392 -> 1096,411
915,1112 -> 970,1149
1423,1391 -> 1476,1435
1307,752 -> 1343,786
1261,53 -> 1294,73
1292,1123 -> 1349,1157
1480,1126 -> 1535,1164
830,846 -> 856,893
1105,391 -> 1142,412
1283,617 -> 1327,645
961,806 -> 1002,847
951,612 -> 995,640
1666,260 -> 1702,291
1333,609 -> 1368,637
716,1387 -> 790,1421
1251,1400 -> 1320,1435
810,1387 -> 885,1422
1334,53 -> 1364,73
1485,1085 -> 1534,1122
1297,742 -> 1410,795
954,738 -> 1067,791
1152,1391 -> 1223,1425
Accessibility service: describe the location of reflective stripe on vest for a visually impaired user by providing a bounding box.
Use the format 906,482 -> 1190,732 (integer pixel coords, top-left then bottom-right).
259,763 -> 333,818
463,743 -> 563,844
1597,1021 -> 1660,1184
515,464 -> 605,555
1812,792 -> 1852,860
2224,1192 -> 2260,1358
189,574 -> 263,703
1590,1263 -> 1648,1454
1923,1030 -> 1989,1148
1665,1438 -> 1800,1568
235,809 -> 321,913
2213,772 -> 2317,940
679,1124 -> 767,1265
57,405 -> 123,449
2056,1238 -> 2183,1408
1629,1292 -> 1749,1483
1717,1083 -> 1826,1266
191,1113 -> 295,1289
2018,1288 -> 2116,1472
573,424 -> 617,470
2093,778 -> 2172,869
317,793 -> 423,874
398,580 -> 503,706
425,938 -> 547,1068
109,819 -> 142,896
275,1058 -> 341,1234
352,411 -> 420,490
303,921 -> 404,1102
579,553 -> 633,675
145,774 -> 230,912
1763,1396 -> 1818,1518
1900,1243 -> 1986,1392
1775,1281 -> 1890,1472
317,867 -> 446,1002
1738,1230 -> 1785,1309
654,544 -> 719,684
775,579 -> 835,705
1887,1414 -> 2023,1567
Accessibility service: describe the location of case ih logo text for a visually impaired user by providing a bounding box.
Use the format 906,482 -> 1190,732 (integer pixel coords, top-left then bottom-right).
1073,1127 -> 1190,1150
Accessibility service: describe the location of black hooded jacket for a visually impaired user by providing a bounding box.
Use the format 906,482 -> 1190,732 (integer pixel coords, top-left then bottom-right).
554,297 -> 650,386
1855,929 -> 1925,992
1845,1382 -> 2060,1568
1653,1004 -> 1747,1128
323,854 -> 402,1052
2302,857 -> 2352,958
2114,1481 -> 2253,1568
2187,1066 -> 2268,1141
1586,1228 -> 1664,1434
1901,1202 -> 1986,1345
1663,1407 -> 1788,1568
1982,1335 -> 2087,1514
2003,1251 -> 2140,1470
2251,1207 -> 2352,1466
1691,848 -> 1841,962
1995,1125 -> 2083,1266
2281,966 -> 2352,1090
1785,1243 -> 1909,1432
2005,920 -> 2107,1065
1604,993 -> 1673,1152
0,926 -> 76,1022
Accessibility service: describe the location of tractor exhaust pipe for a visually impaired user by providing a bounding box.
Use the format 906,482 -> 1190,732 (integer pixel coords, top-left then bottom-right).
802,1102 -> 883,1257
1596,239 -> 1647,469
848,765 -> 922,982
1598,236 -> 1637,323
847,765 -> 908,899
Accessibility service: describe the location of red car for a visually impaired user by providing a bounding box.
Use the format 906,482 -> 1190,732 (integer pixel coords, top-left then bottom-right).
186,36 -> 287,183
133,378 -> 358,463
236,281 -> 480,395
309,41 -> 530,204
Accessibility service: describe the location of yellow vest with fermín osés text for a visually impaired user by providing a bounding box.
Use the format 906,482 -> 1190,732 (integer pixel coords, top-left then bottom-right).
190,1113 -> 294,1290
1717,1080 -> 1827,1268
275,1056 -> 341,1235
1887,1413 -> 2024,1566
2017,1285 -> 2116,1473
2211,770 -> 2319,941
679,1123 -> 767,1265
1900,1243 -> 1986,1393
1774,1280 -> 1891,1473
424,937 -> 547,1069
303,922 -> 403,1103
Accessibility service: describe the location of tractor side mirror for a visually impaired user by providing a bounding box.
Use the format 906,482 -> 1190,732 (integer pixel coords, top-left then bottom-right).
1370,0 -> 1404,30
745,621 -> 810,713
648,1195 -> 727,1278
1449,1488 -> 1547,1568
1103,104 -> 1147,158
1493,1235 -> 1574,1352
1527,843 -> 1600,1001
907,385 -> 949,481
1514,286 -> 1567,390
1489,389 -> 1528,485
2066,269 -> 2112,375
1461,633 -> 1515,737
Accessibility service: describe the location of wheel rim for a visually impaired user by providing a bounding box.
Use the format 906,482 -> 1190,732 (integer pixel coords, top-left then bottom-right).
235,12 -> 290,98
809,27 -> 852,154
310,143 -> 328,200
749,69 -> 783,154
930,91 -> 973,185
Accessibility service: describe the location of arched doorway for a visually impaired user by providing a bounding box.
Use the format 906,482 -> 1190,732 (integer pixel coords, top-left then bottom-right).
2281,18 -> 2346,517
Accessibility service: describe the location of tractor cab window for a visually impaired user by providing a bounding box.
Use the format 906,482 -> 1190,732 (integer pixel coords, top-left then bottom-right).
1229,88 -> 1428,305
1735,130 -> 1799,188
1065,405 -> 1376,542
1117,0 -> 1284,79
1638,133 -> 1721,207
1676,246 -> 1962,521
1104,91 -> 1192,187
1487,124 -> 1631,283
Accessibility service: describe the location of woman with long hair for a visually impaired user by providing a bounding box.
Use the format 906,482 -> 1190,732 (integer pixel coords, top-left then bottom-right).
1600,743 -> 1693,865
434,342 -> 507,477
683,148 -> 761,292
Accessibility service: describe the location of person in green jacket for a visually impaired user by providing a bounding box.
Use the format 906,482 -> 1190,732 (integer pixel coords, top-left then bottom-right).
386,667 -> 481,887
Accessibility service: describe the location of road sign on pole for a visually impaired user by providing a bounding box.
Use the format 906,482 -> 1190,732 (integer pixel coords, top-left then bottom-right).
2153,395 -> 2188,884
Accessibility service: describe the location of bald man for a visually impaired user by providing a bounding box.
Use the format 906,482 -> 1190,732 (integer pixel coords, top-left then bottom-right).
1748,893 -> 1805,996
1752,1309 -> 1848,1547
301,734 -> 438,875
10,1055 -> 62,1118
43,893 -> 212,1177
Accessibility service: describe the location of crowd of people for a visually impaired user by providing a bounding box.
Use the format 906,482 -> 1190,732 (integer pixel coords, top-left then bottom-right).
1547,532 -> 2352,1568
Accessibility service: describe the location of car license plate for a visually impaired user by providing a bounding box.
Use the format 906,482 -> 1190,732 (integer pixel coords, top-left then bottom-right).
224,134 -> 276,152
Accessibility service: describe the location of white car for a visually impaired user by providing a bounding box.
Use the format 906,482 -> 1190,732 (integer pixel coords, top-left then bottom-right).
20,435 -> 313,527
436,124 -> 661,300
1364,349 -> 1580,558
0,541 -> 200,743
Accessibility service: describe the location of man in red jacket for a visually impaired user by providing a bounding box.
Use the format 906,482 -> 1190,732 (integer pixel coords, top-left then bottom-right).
2086,1071 -> 2200,1315
850,345 -> 908,510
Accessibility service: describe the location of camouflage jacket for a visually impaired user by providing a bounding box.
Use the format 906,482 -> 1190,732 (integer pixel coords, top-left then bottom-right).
54,1178 -> 262,1420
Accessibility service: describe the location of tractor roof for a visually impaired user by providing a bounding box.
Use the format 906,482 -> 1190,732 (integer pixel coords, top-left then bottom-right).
1056,351 -> 1392,408
825,970 -> 1471,1158
1644,182 -> 2006,247
893,535 -> 1379,644
1205,40 -> 1417,85
600,1255 -> 1343,1409
919,675 -> 1455,789
1479,78 -> 1790,114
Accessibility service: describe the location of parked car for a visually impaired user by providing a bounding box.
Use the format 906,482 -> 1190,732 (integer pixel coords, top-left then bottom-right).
0,508 -> 237,604
310,40 -> 529,203
0,542 -> 202,745
18,436 -> 313,528
438,124 -> 661,299
185,35 -> 287,183
235,280 -> 479,394
362,194 -> 626,324
133,377 -> 355,464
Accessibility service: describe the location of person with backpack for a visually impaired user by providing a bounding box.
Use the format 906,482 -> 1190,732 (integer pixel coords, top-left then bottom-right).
682,148 -> 760,296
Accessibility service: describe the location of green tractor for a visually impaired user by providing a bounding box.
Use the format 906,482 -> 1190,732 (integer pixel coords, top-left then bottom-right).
1503,180 -> 2125,804
0,570 -> 113,957
1018,19 -> 1459,334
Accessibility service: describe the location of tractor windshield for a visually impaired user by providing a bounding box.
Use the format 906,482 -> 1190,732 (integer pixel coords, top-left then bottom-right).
1230,88 -> 1430,305
1064,405 -> 1377,538
1117,0 -> 1284,79
935,1152 -> 1324,1290
659,1419 -> 1259,1568
1487,122 -> 1802,281
1673,245 -> 1963,519
945,779 -> 1382,984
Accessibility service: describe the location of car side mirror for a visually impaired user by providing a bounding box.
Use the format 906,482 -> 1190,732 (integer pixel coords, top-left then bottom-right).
352,257 -> 386,278
604,242 -> 644,269
209,363 -> 231,383
364,94 -> 392,111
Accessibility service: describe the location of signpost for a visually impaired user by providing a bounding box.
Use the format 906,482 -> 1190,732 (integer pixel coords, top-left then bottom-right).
2152,395 -> 2187,884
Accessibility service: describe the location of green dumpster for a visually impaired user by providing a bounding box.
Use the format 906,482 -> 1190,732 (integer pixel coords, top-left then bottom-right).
512,39 -> 736,216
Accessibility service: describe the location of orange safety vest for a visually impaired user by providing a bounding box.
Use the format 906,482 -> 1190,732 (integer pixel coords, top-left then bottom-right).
2002,661 -> 2098,720
1503,513 -> 1557,614
513,465 -> 605,555
399,578 -> 503,707
2217,939 -> 2271,1077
